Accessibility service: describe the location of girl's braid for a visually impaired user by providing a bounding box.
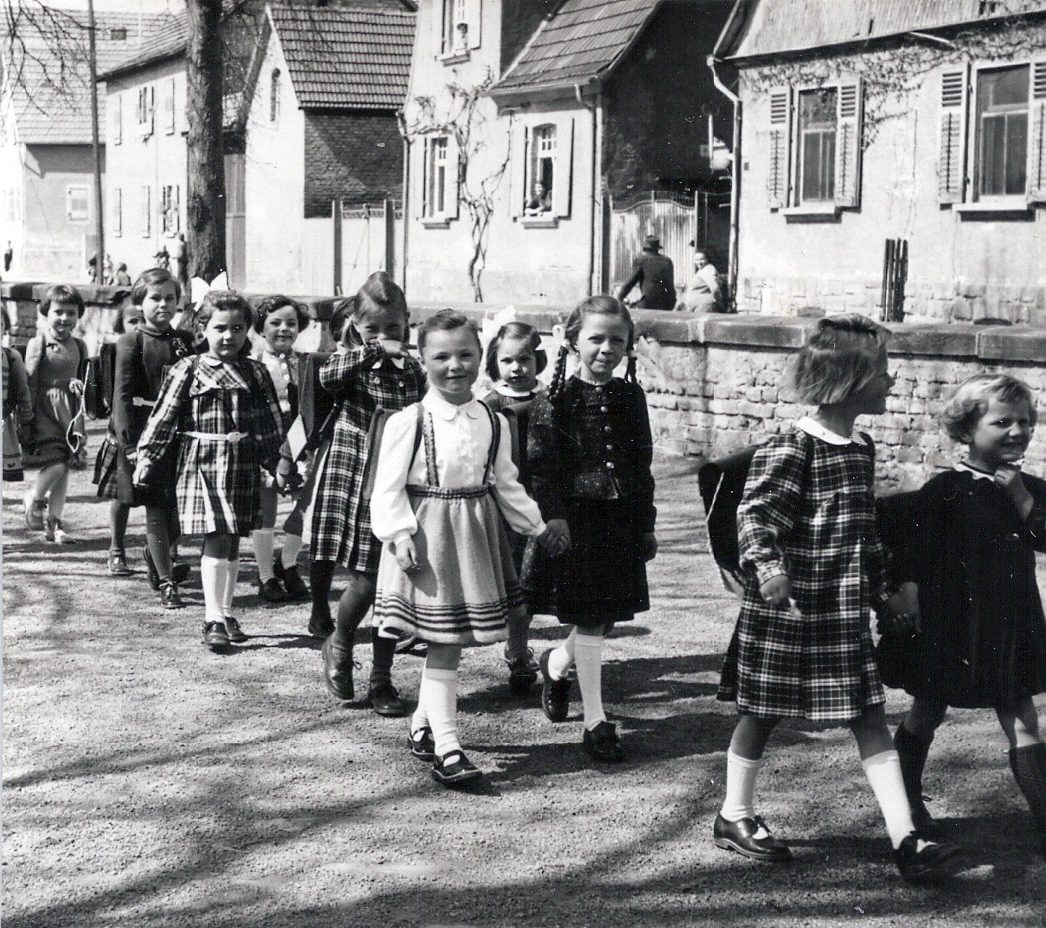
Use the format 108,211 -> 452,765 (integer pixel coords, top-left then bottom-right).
548,340 -> 570,406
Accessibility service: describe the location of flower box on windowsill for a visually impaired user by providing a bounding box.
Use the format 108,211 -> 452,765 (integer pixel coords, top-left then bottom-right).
781,203 -> 841,222
954,201 -> 1034,219
421,216 -> 452,229
520,214 -> 558,229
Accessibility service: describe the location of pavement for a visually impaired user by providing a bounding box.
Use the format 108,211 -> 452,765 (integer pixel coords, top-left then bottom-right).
3,420 -> 1046,928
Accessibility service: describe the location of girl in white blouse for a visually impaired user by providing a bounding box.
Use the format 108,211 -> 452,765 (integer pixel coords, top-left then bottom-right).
370,310 -> 565,786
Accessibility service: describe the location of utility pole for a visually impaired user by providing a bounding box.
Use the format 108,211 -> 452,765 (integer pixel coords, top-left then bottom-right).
87,0 -> 104,283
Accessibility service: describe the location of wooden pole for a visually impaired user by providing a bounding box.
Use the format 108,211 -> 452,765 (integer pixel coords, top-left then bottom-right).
87,0 -> 105,283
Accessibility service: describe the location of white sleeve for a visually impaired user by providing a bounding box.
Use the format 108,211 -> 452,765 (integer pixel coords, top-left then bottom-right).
369,408 -> 420,544
490,412 -> 547,538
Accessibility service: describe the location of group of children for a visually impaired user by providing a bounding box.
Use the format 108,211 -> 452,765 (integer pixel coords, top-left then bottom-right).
4,278 -> 1046,880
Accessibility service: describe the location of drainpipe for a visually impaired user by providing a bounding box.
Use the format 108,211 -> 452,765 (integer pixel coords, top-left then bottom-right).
397,110 -> 410,296
708,55 -> 740,310
576,83 -> 599,296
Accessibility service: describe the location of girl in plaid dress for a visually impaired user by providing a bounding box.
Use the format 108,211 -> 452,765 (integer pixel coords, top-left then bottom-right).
714,314 -> 961,883
135,292 -> 284,652
311,272 -> 425,717
371,310 -> 559,786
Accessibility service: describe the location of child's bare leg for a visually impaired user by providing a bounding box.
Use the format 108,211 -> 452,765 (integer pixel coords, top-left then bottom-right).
31,461 -> 65,503
998,698 -> 1041,749
1002,698 -> 1046,855
109,501 -> 129,553
895,698 -> 947,826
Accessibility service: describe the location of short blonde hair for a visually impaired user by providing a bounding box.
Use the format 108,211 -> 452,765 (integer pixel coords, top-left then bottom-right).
791,313 -> 890,405
941,373 -> 1037,442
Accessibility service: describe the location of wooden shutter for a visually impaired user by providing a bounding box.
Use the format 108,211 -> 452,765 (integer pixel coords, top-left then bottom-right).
173,185 -> 180,232
113,93 -> 122,145
165,78 -> 176,134
467,0 -> 481,49
552,117 -> 574,218
767,87 -> 791,209
510,121 -> 527,217
417,137 -> 429,218
1027,60 -> 1046,203
834,78 -> 863,208
938,68 -> 968,204
446,135 -> 460,220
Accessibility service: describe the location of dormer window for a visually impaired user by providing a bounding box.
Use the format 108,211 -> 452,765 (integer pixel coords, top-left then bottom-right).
439,0 -> 480,59
270,69 -> 280,121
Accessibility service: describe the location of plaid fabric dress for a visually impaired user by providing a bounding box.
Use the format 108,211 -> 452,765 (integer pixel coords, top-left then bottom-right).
309,344 -> 425,571
717,424 -> 895,722
137,355 -> 284,536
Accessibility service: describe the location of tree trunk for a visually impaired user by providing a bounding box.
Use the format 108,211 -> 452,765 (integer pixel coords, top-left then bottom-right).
186,0 -> 225,283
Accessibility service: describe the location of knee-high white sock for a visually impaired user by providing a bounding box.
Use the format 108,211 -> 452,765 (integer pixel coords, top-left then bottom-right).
201,555 -> 227,624
252,529 -> 275,582
411,701 -> 430,735
281,534 -> 303,569
863,750 -> 916,849
419,667 -> 459,758
548,627 -> 577,680
223,557 -> 239,618
720,750 -> 763,822
574,631 -> 606,731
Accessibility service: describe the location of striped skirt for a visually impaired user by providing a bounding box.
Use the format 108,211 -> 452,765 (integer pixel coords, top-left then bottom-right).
373,484 -> 522,646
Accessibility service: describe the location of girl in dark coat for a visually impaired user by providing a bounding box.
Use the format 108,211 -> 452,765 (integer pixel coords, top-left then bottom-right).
879,373 -> 1046,858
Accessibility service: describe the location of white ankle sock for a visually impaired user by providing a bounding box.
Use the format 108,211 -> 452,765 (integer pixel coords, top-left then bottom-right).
548,628 -> 577,680
281,534 -> 303,569
419,667 -> 459,758
574,631 -> 606,731
223,558 -> 239,618
411,703 -> 430,734
863,750 -> 916,849
720,750 -> 763,822
252,529 -> 275,582
201,555 -> 227,624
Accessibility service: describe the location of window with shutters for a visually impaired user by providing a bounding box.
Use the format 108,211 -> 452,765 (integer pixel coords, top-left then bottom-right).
113,188 -> 122,237
439,0 -> 480,59
420,135 -> 458,224
161,185 -> 180,234
66,185 -> 89,223
164,78 -> 176,134
515,120 -> 572,225
940,60 -> 1046,209
136,85 -> 154,138
766,79 -> 863,215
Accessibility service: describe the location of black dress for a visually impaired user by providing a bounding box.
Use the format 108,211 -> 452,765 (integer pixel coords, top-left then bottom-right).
521,376 -> 656,626
877,466 -> 1046,709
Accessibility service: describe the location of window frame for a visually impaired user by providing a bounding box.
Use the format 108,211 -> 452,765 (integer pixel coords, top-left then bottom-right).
420,134 -> 459,225
972,61 -> 1030,204
66,184 -> 90,224
113,187 -> 122,237
437,0 -> 480,61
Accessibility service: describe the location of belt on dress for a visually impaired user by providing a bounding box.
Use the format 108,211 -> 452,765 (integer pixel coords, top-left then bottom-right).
185,431 -> 249,443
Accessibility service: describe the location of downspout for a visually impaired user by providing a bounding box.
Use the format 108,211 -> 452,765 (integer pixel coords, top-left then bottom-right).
397,110 -> 410,296
708,55 -> 740,310
576,83 -> 599,296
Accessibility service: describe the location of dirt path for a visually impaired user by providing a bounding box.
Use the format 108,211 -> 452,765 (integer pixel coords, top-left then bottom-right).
3,423 -> 1045,927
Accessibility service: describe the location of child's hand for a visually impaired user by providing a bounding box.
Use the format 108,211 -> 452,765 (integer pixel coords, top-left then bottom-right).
882,583 -> 920,635
540,519 -> 571,556
642,532 -> 658,562
393,536 -> 421,573
132,458 -> 151,486
995,465 -> 1035,519
377,337 -> 404,358
759,574 -> 791,607
68,378 -> 85,397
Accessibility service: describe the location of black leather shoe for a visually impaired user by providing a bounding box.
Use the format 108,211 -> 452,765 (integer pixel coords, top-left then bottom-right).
321,637 -> 355,701
432,750 -> 481,786
539,648 -> 570,722
159,581 -> 184,609
409,725 -> 436,762
894,833 -> 961,883
506,647 -> 539,695
143,547 -> 161,591
369,681 -> 407,717
281,566 -> 310,601
713,813 -> 791,862
308,606 -> 334,639
258,577 -> 288,603
582,720 -> 627,762
202,621 -> 230,652
224,616 -> 248,644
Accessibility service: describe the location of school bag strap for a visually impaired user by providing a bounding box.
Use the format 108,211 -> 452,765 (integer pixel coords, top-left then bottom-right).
360,403 -> 426,502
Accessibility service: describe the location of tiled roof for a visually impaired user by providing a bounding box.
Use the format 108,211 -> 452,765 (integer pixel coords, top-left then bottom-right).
269,2 -> 415,110
718,0 -> 1046,59
96,14 -> 190,79
6,11 -> 175,144
492,0 -> 660,96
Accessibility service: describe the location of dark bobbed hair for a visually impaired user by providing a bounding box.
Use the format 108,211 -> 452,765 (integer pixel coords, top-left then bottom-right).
941,373 -> 1038,441
113,301 -> 143,335
39,284 -> 86,318
791,313 -> 890,406
548,295 -> 637,406
195,290 -> 254,329
417,309 -> 482,355
484,321 -> 547,382
332,270 -> 409,345
131,267 -> 181,306
253,294 -> 310,334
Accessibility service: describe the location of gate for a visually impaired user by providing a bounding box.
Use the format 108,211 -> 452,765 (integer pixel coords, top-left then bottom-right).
331,199 -> 402,296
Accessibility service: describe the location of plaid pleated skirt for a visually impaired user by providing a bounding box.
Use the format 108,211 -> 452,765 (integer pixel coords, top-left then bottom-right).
373,484 -> 522,646
174,432 -> 259,537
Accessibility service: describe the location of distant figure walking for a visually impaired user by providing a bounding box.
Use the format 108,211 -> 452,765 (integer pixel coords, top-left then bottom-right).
618,235 -> 675,310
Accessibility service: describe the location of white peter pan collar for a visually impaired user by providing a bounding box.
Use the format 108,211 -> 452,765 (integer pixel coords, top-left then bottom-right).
372,354 -> 405,370
422,390 -> 482,421
795,416 -> 856,445
956,461 -> 999,481
493,382 -> 535,399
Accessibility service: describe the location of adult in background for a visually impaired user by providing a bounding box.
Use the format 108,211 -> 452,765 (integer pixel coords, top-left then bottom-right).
682,246 -> 723,312
618,235 -> 675,310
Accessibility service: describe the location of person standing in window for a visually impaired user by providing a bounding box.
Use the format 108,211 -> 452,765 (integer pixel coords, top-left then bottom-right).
618,235 -> 675,310
524,181 -> 551,216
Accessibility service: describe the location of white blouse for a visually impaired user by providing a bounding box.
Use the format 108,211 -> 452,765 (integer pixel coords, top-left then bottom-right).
370,391 -> 547,545
255,344 -> 296,415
